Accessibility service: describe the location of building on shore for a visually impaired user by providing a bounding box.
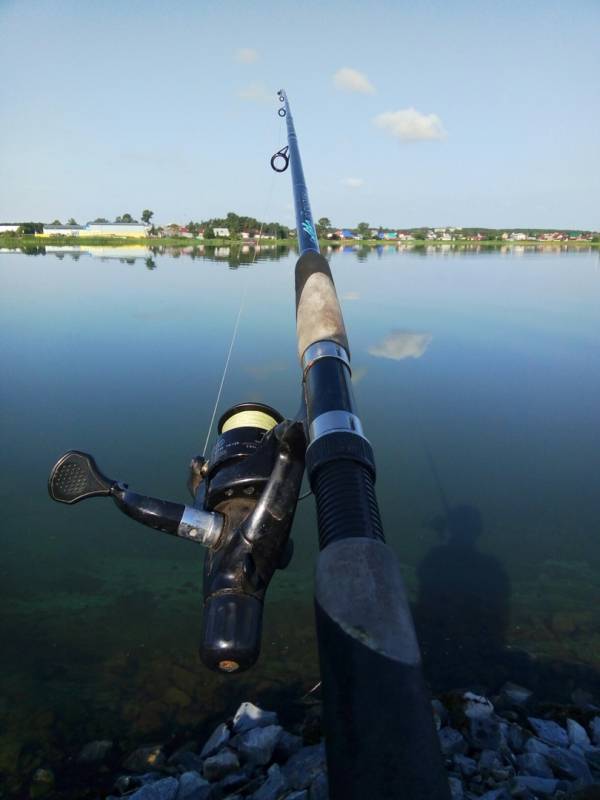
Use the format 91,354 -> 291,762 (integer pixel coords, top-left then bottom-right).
40,222 -> 151,238
0,223 -> 21,233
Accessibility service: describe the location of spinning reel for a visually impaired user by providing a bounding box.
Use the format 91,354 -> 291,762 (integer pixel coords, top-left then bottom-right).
48,402 -> 306,673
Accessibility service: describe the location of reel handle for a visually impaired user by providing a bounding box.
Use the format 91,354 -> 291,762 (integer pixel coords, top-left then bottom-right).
200,593 -> 263,673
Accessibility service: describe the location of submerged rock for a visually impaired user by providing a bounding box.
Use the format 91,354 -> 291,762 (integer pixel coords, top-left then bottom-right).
448,775 -> 464,798
282,744 -> 326,791
439,727 -> 468,756
591,717 -> 600,747
568,718 -> 592,747
308,771 -> 328,800
200,723 -> 230,759
527,717 -> 568,748
78,739 -> 113,764
546,746 -> 593,783
129,777 -> 179,800
499,682 -> 532,707
202,749 -> 240,782
232,702 -> 278,734
511,775 -> 559,797
250,763 -> 287,800
124,745 -> 166,773
175,771 -> 211,800
235,724 -> 283,766
516,752 -> 553,778
468,716 -> 502,751
462,692 -> 494,720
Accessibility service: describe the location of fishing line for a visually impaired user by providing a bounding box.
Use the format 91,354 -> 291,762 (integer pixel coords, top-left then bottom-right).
201,108 -> 285,457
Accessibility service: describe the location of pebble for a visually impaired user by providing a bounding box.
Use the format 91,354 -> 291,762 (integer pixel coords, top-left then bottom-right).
282,744 -> 326,791
591,717 -> 600,747
568,718 -> 592,747
439,727 -> 468,756
516,752 -> 554,778
274,731 -> 303,762
462,692 -> 494,720
308,771 -> 328,800
546,746 -> 593,783
511,775 -> 559,797
454,754 -> 478,778
468,716 -> 502,751
527,717 -> 569,748
499,682 -> 532,707
234,724 -> 283,766
478,789 -> 510,800
249,763 -> 287,800
524,737 -> 552,756
232,702 -> 278,734
448,775 -> 464,798
78,739 -> 113,764
285,792 -> 308,800
200,722 -> 230,759
129,777 -> 179,800
202,749 -> 240,782
175,771 -> 211,800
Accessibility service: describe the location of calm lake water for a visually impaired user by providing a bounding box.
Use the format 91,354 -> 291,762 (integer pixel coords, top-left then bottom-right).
1,244 -> 599,791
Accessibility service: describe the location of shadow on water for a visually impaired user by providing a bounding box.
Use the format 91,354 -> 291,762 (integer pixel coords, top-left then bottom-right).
414,504 -> 600,701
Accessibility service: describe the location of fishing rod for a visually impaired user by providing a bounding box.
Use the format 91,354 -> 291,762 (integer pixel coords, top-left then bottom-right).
47,91 -> 449,799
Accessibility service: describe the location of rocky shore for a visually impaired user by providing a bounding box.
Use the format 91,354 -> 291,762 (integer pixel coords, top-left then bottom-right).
26,686 -> 600,800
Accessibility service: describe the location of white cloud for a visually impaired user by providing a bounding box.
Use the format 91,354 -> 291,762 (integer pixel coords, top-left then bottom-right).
368,331 -> 432,361
333,67 -> 375,95
238,83 -> 270,103
374,108 -> 446,142
236,48 -> 259,64
342,177 -> 364,188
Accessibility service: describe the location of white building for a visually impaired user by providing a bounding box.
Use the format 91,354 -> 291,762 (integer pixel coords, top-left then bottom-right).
211,227 -> 230,238
0,223 -> 20,233
41,222 -> 150,238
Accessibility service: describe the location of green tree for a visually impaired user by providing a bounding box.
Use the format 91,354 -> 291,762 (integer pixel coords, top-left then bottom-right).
357,222 -> 370,239
141,209 -> 154,225
51,219 -> 61,225
93,217 -> 109,223
116,213 -> 136,223
316,217 -> 331,238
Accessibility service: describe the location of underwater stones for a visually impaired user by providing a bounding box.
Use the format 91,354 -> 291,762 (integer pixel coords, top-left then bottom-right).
546,746 -> 593,783
448,775 -> 464,798
29,768 -> 54,799
499,683 -> 532,707
78,739 -> 114,764
235,724 -> 283,766
568,718 -> 592,747
164,687 -> 192,709
454,754 -> 478,778
477,789 -> 510,800
124,745 -> 166,773
511,775 -> 559,797
516,752 -> 554,778
462,692 -> 494,720
273,730 -> 303,762
504,722 -> 527,753
169,750 -> 204,773
284,792 -> 308,800
467,716 -> 502,751
249,763 -> 287,800
591,717 -> 600,746
199,722 -> 230,759
202,749 -> 240,782
527,717 -> 569,748
308,771 -> 329,800
282,743 -> 326,791
175,770 -> 211,800
439,727 -> 469,756
129,777 -> 179,800
232,702 -> 278,734
432,698 -> 448,730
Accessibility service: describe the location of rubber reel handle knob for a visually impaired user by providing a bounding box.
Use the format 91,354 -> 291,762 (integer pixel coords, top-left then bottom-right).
199,593 -> 263,673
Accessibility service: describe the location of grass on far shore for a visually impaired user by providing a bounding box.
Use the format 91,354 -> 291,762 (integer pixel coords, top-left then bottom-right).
1,234 -> 598,250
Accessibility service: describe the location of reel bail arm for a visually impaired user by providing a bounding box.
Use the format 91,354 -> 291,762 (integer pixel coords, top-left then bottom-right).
48,450 -> 223,547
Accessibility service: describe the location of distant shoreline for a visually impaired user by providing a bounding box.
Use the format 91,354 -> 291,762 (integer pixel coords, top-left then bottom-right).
1,235 -> 598,250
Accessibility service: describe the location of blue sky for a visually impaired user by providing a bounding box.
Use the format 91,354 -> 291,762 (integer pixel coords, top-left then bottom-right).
1,0 -> 598,229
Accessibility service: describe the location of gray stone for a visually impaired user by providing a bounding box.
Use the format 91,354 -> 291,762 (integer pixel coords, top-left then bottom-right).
232,702 -> 278,734
236,724 -> 283,766
282,744 -> 326,791
546,746 -> 593,783
511,775 -> 558,797
250,763 -> 287,800
124,745 -> 166,773
203,749 -> 240,782
448,775 -> 463,799
583,745 -> 600,773
527,717 -> 568,748
524,737 -> 552,756
567,718 -> 591,747
274,731 -> 303,762
308,772 -> 328,800
78,739 -> 113,764
169,751 -> 204,773
438,727 -> 468,756
453,754 -> 478,778
129,777 -> 179,800
462,692 -> 494,719
499,683 -> 532,707
478,790 -> 510,800
505,723 -> 527,753
516,752 -> 553,778
468,716 -> 502,751
285,793 -> 308,800
590,716 -> 600,746
478,749 -> 501,772
218,770 -> 252,794
200,723 -> 231,759
176,771 -> 212,800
